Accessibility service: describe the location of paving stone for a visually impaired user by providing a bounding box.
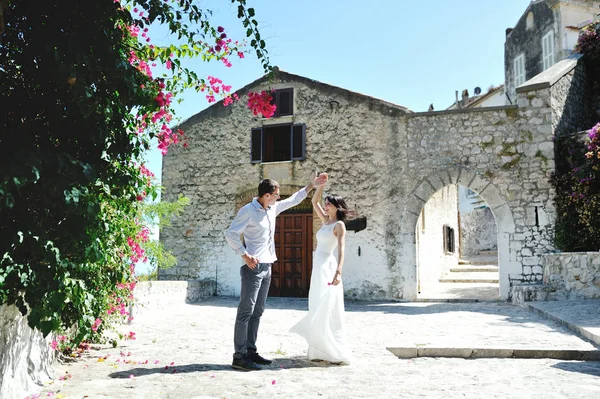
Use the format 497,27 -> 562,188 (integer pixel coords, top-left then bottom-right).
23,297 -> 600,399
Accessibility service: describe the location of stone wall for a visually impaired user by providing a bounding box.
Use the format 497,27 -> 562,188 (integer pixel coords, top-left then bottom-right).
548,56 -> 593,137
0,304 -> 55,399
133,280 -> 216,316
542,252 -> 600,299
510,252 -> 600,304
403,94 -> 556,298
460,207 -> 498,256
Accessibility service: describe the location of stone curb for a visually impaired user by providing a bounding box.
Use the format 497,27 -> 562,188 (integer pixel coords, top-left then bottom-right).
527,303 -> 600,347
387,347 -> 600,360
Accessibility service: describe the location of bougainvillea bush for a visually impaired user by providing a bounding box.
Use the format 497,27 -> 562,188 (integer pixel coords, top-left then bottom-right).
575,19 -> 600,78
552,22 -> 600,251
552,123 -> 600,251
0,0 -> 274,347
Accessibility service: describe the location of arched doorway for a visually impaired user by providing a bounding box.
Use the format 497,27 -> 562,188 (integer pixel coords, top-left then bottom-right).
399,166 -> 518,300
415,184 -> 500,300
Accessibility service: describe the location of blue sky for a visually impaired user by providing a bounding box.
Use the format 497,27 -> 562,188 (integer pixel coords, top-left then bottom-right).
139,0 -> 532,273
145,0 -> 531,176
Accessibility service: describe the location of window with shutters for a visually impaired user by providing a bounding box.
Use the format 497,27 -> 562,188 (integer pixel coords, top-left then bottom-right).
270,88 -> 294,117
514,54 -> 525,87
251,123 -> 306,163
542,31 -> 554,71
443,225 -> 455,254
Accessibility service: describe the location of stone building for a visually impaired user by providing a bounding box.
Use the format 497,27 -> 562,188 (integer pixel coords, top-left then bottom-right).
504,0 -> 599,102
160,48 -> 591,301
160,0 -> 597,302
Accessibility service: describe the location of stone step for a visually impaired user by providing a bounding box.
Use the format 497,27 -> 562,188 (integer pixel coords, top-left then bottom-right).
449,266 -> 499,273
387,347 -> 600,360
439,271 -> 499,284
459,259 -> 498,266
416,282 -> 500,301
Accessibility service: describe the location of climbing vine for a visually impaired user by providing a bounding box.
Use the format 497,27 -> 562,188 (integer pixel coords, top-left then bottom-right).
0,0 -> 273,346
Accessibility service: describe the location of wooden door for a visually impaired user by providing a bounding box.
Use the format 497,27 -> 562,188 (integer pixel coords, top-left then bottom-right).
269,213 -> 313,297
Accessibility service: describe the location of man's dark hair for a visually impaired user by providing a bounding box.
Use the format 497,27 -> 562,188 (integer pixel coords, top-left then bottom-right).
258,179 -> 280,197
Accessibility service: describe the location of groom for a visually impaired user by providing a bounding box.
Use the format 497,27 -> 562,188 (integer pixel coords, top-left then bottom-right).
225,174 -> 328,371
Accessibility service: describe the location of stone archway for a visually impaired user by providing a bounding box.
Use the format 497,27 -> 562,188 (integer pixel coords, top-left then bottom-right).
398,166 -> 518,300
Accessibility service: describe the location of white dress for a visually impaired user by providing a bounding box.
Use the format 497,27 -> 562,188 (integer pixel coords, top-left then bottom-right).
290,222 -> 351,363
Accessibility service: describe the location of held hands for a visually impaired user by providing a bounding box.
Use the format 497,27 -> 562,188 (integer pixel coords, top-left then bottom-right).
314,172 -> 328,188
242,253 -> 259,269
331,270 -> 342,286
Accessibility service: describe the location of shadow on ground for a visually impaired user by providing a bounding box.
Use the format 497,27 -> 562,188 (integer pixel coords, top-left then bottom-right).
108,357 -> 344,378
551,361 -> 600,377
184,297 -> 549,326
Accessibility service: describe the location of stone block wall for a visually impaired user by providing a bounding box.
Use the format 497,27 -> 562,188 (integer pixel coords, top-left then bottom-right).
0,304 -> 55,399
510,252 -> 600,304
404,97 -> 556,295
542,252 -> 600,299
460,207 -> 498,256
134,280 -> 216,315
549,57 -> 593,137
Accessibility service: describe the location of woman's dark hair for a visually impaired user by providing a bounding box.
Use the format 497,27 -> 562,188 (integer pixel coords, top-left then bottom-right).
325,194 -> 356,224
258,179 -> 280,197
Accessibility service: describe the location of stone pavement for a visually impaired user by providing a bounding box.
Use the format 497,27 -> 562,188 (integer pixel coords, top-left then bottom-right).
24,298 -> 600,399
528,299 -> 600,346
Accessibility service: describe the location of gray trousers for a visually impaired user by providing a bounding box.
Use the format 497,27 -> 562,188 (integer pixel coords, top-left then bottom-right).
233,263 -> 271,359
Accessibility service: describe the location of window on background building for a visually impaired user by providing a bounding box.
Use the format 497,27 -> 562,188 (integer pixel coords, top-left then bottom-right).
270,88 -> 294,117
250,124 -> 306,163
542,31 -> 555,70
514,54 -> 526,87
526,12 -> 534,30
443,225 -> 455,254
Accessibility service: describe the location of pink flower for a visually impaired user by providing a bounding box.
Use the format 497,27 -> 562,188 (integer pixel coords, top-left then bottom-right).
247,91 -> 276,118
91,318 -> 102,332
217,26 -> 224,32
50,340 -> 58,350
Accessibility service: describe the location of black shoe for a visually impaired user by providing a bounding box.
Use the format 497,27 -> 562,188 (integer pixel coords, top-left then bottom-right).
232,356 -> 261,371
248,352 -> 272,365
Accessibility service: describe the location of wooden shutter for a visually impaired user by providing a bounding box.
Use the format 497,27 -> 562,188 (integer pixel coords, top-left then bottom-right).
277,89 -> 293,116
291,124 -> 305,160
251,128 -> 262,163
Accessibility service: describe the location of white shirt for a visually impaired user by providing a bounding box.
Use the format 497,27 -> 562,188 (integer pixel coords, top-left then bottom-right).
225,188 -> 308,263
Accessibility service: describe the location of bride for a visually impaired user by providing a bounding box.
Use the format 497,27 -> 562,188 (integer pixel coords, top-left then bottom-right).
290,175 -> 352,364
